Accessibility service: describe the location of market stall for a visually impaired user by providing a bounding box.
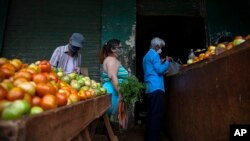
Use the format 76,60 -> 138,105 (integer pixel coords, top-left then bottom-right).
164,39 -> 250,141
0,94 -> 114,141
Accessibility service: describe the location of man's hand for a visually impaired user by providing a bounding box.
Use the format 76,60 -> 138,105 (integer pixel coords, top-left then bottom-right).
166,56 -> 173,62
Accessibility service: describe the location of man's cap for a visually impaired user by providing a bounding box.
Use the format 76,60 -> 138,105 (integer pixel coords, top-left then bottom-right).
69,33 -> 85,48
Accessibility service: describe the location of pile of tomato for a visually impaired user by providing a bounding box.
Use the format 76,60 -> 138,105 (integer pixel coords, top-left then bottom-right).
0,58 -> 100,120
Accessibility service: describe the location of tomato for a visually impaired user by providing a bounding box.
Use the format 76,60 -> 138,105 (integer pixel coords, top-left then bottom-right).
2,100 -> 30,119
28,63 -> 41,74
78,89 -> 87,100
50,80 -> 59,91
25,67 -> 39,75
32,73 -> 48,84
56,93 -> 67,107
0,67 -> 15,78
1,63 -> 16,72
24,93 -> 32,105
58,88 -> 71,97
0,69 -> 6,81
38,60 -> 51,73
85,90 -> 92,99
48,72 -> 59,82
11,99 -> 31,114
31,96 -> 41,106
7,87 -> 25,101
36,83 -> 57,97
40,94 -> 57,110
0,85 -> 7,100
14,71 -> 32,81
0,80 -> 14,91
9,59 -> 23,71
0,57 -> 9,66
13,78 -> 28,86
30,106 -> 44,115
67,93 -> 80,105
18,81 -> 36,96
0,100 -> 12,113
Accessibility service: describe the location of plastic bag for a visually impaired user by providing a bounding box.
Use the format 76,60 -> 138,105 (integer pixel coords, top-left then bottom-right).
166,59 -> 182,76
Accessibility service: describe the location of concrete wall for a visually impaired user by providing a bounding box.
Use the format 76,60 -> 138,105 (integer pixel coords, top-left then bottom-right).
101,0 -> 136,74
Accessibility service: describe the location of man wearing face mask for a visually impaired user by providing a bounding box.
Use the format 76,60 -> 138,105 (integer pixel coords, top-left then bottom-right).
143,37 -> 171,141
50,33 -> 84,74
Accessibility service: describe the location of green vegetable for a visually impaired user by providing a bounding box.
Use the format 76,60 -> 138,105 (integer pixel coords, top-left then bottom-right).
119,75 -> 145,110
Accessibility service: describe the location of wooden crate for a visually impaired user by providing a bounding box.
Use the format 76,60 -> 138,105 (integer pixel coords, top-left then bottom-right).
0,95 -> 111,141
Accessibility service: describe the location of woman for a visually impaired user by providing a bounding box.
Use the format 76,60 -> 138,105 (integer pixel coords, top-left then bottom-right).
99,39 -> 129,123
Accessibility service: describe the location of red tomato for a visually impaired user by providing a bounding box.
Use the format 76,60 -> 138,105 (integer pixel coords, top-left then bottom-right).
38,60 -> 51,73
7,87 -> 25,101
31,96 -> 41,106
0,69 -> 6,81
48,72 -> 59,82
36,83 -> 57,97
0,67 -> 15,78
56,93 -> 67,107
40,94 -> 58,110
1,63 -> 16,72
32,73 -> 48,84
14,71 -> 32,81
0,85 -> 7,100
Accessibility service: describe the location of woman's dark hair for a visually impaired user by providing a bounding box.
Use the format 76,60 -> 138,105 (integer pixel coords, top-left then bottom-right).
99,39 -> 121,64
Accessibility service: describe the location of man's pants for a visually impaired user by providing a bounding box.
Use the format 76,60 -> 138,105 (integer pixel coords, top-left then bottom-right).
145,90 -> 165,141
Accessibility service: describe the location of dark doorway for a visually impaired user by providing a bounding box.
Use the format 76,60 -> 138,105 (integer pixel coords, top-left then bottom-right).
136,15 -> 207,81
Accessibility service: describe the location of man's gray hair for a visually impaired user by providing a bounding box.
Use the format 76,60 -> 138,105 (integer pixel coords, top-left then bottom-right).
150,37 -> 165,49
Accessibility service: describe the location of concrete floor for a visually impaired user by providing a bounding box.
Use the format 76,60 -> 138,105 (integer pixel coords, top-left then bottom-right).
92,122 -> 170,141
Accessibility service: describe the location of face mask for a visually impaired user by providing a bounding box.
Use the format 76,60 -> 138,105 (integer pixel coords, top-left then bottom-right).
115,48 -> 123,56
69,45 -> 80,53
157,48 -> 162,54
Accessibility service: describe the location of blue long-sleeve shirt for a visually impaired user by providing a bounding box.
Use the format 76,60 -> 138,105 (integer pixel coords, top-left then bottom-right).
143,49 -> 169,93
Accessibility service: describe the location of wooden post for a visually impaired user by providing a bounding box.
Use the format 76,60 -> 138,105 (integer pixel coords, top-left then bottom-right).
103,114 -> 118,141
82,129 -> 91,141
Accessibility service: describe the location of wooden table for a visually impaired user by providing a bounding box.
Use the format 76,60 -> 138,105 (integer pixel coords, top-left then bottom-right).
0,95 -> 118,141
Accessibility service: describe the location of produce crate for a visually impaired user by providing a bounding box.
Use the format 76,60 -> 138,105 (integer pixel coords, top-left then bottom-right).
0,94 -> 111,141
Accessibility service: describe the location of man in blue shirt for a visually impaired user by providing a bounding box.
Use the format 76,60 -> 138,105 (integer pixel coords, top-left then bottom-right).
143,37 -> 170,141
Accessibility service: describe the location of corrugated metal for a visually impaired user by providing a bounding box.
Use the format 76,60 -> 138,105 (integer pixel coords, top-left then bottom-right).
2,0 -> 101,81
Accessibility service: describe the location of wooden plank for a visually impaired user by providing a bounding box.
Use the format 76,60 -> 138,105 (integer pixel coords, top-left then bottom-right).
0,95 -> 112,141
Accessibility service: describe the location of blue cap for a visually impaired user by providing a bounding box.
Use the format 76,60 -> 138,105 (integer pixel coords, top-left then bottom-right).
69,33 -> 84,48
